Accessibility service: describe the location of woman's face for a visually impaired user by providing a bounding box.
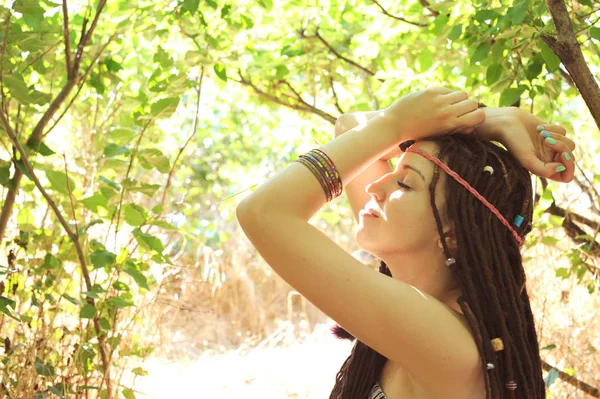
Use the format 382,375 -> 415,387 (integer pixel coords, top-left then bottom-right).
355,140 -> 450,257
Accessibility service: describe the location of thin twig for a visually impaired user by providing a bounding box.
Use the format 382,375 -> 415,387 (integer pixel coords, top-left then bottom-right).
370,0 -> 429,27
62,153 -> 79,237
62,0 -> 72,77
160,66 -> 205,206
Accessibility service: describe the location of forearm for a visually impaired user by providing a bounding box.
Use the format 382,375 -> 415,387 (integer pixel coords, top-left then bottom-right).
334,111 -> 382,137
239,113 -> 406,221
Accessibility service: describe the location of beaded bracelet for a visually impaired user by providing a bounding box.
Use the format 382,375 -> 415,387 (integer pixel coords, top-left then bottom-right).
295,149 -> 343,201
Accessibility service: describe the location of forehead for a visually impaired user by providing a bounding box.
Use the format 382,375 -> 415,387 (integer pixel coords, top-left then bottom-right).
396,141 -> 439,171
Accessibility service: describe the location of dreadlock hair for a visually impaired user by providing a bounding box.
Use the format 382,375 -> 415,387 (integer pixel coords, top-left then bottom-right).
329,132 -> 545,399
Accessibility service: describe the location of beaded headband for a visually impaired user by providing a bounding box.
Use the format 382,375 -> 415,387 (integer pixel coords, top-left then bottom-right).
404,146 -> 525,247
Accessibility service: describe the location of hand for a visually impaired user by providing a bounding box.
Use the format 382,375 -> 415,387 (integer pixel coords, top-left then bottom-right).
384,87 -> 485,141
483,108 -> 576,183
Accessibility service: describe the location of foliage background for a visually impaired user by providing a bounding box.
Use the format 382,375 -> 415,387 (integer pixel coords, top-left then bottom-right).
0,0 -> 599,397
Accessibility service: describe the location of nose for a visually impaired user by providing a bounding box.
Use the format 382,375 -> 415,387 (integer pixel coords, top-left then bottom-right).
365,173 -> 392,202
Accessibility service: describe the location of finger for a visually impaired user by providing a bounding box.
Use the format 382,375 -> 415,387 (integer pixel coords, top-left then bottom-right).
521,153 -> 566,180
443,90 -> 469,104
431,87 -> 454,95
537,123 -> 567,136
540,129 -> 576,151
543,136 -> 575,182
456,108 -> 485,127
449,98 -> 478,116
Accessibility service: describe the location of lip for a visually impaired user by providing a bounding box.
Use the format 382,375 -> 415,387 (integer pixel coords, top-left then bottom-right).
360,209 -> 380,218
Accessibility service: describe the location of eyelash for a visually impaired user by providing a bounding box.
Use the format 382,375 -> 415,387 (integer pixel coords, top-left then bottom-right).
397,181 -> 412,191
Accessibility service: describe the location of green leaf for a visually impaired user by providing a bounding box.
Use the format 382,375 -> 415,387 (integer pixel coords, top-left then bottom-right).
540,41 -> 560,72
99,317 -> 111,330
49,383 -> 69,397
0,164 -> 10,186
0,295 -> 20,321
81,194 -> 108,213
123,388 -> 136,399
80,303 -> 97,319
123,204 -> 147,226
109,128 -> 136,143
103,144 -> 130,158
486,64 -> 503,85
206,0 -> 218,9
542,236 -> 560,246
15,159 -> 34,181
100,176 -> 121,192
471,42 -> 491,64
499,87 -> 525,106
4,74 -> 33,104
34,357 -> 56,377
213,63 -> 227,82
109,296 -> 134,307
474,9 -> 499,23
541,344 -> 556,351
26,138 -> 55,156
447,24 -> 463,41
147,220 -> 177,230
590,27 -> 600,41
221,3 -> 231,18
257,0 -> 273,11
511,1 -> 528,25
133,229 -> 164,253
104,58 -> 122,72
131,183 -> 161,197
13,0 -> 45,16
124,265 -> 149,290
525,58 -> 543,80
240,14 -> 254,29
90,250 -> 116,269
61,294 -> 83,305
137,148 -> 170,173
45,170 -> 76,195
183,0 -> 199,13
131,367 -> 149,376
112,281 -> 130,291
150,97 -> 180,119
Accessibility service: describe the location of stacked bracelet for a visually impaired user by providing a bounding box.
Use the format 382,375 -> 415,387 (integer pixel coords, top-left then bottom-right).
295,148 -> 343,202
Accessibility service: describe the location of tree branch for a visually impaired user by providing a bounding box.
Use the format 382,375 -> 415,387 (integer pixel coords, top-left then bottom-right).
299,29 -> 383,82
543,0 -> 600,128
370,0 -> 429,27
328,76 -> 345,115
62,0 -> 72,77
419,0 -> 439,17
234,70 -> 337,124
541,360 -> 600,397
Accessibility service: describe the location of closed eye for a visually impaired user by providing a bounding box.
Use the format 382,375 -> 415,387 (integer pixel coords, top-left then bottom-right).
397,181 -> 411,191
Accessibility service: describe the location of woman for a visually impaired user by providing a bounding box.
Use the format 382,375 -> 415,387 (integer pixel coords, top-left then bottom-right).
236,88 -> 576,399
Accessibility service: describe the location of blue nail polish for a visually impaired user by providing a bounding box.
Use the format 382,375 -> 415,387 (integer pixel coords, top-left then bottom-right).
537,126 -> 545,131
556,165 -> 566,172
541,131 -> 551,138
564,152 -> 571,161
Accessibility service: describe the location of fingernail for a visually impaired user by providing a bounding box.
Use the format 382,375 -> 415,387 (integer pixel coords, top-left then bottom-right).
564,152 -> 571,161
541,131 -> 552,138
546,137 -> 557,145
556,165 -> 566,172
537,125 -> 545,131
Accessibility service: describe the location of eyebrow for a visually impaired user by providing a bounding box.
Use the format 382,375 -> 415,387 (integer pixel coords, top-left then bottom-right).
397,164 -> 426,182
